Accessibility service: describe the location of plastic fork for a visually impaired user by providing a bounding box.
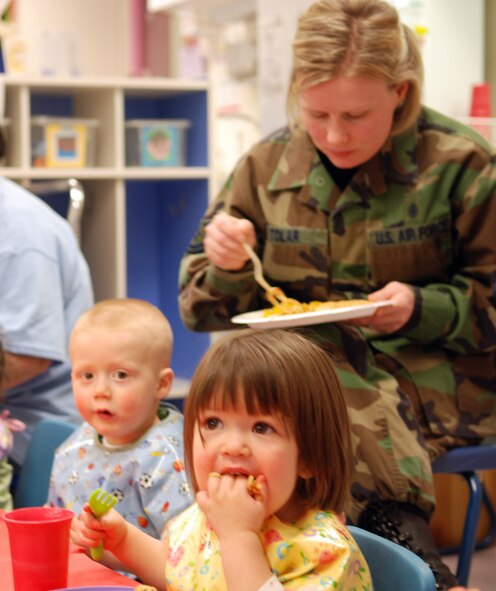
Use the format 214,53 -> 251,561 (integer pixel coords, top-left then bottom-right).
88,488 -> 118,560
242,243 -> 289,305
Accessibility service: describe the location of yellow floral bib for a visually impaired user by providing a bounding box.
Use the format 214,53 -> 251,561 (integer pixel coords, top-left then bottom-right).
164,504 -> 373,590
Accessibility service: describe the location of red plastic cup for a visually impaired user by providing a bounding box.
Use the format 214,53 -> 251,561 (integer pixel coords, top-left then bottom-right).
470,82 -> 492,117
4,506 -> 74,591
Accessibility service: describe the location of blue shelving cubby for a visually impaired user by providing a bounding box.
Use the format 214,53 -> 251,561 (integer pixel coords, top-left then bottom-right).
124,85 -> 210,385
125,178 -> 210,382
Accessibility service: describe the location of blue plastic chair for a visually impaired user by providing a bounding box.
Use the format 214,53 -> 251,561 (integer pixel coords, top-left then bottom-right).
13,418 -> 76,508
432,442 -> 496,586
348,525 -> 436,590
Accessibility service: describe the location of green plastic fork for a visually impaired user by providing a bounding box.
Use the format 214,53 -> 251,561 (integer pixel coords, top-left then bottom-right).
88,488 -> 118,560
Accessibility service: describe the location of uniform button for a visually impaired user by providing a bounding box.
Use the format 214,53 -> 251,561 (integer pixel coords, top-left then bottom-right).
316,177 -> 325,186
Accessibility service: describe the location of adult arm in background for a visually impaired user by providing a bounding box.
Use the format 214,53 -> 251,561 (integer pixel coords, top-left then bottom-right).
0,249 -> 67,401
1,353 -> 51,393
0,239 -> 89,402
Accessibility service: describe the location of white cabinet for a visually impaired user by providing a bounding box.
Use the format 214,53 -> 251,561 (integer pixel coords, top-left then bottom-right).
0,74 -> 213,386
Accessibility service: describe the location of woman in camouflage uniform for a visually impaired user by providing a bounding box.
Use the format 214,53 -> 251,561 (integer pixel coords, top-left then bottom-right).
178,1 -> 496,588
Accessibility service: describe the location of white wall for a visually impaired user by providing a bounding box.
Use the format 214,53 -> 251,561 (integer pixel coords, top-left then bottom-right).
421,0 -> 484,116
15,0 -> 129,77
256,0 -> 311,135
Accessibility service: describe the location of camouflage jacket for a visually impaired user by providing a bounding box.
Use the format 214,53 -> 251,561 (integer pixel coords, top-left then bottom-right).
179,107 -> 496,422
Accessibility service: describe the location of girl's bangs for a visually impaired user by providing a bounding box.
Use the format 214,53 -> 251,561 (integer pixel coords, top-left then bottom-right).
199,376 -> 273,416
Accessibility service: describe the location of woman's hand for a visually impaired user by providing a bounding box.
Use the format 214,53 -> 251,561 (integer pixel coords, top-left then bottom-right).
347,281 -> 415,333
70,504 -> 128,555
196,473 -> 267,541
204,212 -> 256,271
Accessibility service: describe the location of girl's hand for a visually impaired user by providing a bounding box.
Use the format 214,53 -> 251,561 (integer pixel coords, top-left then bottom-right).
196,473 -> 267,542
71,503 -> 128,555
204,212 -> 256,271
347,281 -> 415,333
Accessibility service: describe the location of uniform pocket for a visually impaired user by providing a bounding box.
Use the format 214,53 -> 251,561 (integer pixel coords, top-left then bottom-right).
368,214 -> 453,286
369,239 -> 449,285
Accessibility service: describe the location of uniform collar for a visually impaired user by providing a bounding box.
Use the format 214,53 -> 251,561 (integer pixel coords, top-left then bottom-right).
267,122 -> 419,199
267,127 -> 317,191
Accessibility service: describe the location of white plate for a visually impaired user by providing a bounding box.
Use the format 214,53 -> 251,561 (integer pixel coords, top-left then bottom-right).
231,301 -> 392,329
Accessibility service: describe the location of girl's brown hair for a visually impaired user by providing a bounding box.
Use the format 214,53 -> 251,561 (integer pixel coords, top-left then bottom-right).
288,0 -> 423,135
184,328 -> 352,514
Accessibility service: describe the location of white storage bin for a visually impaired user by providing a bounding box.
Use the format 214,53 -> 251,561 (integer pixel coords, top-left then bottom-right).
31,116 -> 99,168
125,119 -> 190,167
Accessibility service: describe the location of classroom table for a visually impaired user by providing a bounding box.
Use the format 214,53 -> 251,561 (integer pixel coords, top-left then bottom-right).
0,510 -> 139,590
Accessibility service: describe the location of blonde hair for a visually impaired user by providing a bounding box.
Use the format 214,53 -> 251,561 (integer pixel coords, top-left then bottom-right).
184,328 -> 352,514
288,0 -> 423,135
72,298 -> 173,366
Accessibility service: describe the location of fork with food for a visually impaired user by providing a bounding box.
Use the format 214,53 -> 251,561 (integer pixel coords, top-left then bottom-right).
241,242 -> 294,306
205,212 -> 378,315
204,212 -> 295,307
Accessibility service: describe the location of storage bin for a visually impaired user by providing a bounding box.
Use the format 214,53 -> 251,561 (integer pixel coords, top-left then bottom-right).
31,116 -> 99,168
125,119 -> 190,167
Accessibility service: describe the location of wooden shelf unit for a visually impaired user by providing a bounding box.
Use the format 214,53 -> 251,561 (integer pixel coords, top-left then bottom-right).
0,74 -> 213,385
